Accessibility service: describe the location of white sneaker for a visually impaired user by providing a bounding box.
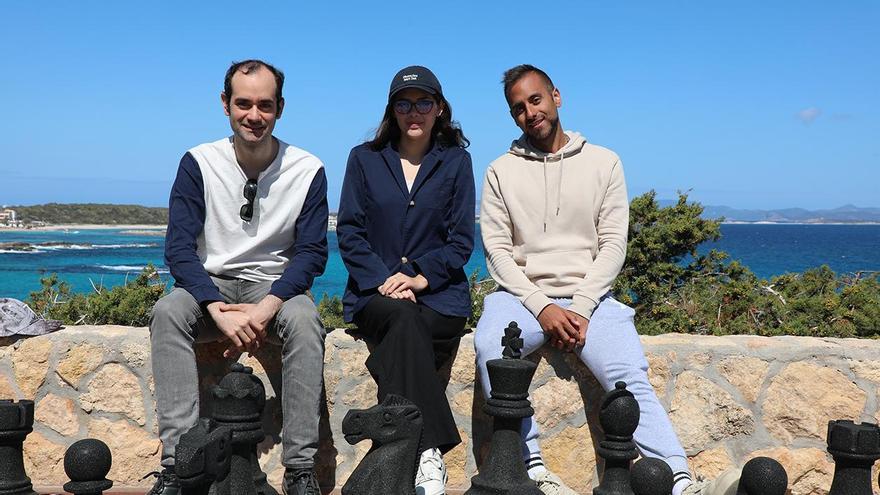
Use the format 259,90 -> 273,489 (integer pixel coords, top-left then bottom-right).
534,470 -> 578,495
682,468 -> 742,495
415,448 -> 447,495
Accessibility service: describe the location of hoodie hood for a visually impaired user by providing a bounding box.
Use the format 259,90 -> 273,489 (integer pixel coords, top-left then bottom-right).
509,131 -> 587,160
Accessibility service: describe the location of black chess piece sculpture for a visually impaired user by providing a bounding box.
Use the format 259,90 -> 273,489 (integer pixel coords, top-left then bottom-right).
593,381 -> 640,495
191,363 -> 277,495
466,322 -> 542,495
826,420 -> 880,495
0,399 -> 36,495
340,394 -> 423,495
63,438 -> 113,495
630,457 -> 674,495
735,456 -> 787,495
175,418 -> 233,495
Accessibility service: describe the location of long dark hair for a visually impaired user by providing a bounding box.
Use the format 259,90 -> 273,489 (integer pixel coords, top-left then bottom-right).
367,94 -> 470,151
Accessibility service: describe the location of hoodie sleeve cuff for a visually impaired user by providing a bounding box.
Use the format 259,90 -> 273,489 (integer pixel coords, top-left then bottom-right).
568,295 -> 599,321
523,291 -> 554,318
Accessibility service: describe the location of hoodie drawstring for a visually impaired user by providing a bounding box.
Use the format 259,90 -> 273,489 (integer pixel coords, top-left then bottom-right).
543,156 -> 548,232
557,154 -> 564,218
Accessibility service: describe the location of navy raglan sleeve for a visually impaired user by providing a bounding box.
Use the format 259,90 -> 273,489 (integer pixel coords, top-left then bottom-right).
269,168 -> 329,300
412,152 -> 476,288
165,153 -> 223,304
336,149 -> 392,290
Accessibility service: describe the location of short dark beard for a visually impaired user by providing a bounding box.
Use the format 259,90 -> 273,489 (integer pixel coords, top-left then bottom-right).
527,115 -> 561,152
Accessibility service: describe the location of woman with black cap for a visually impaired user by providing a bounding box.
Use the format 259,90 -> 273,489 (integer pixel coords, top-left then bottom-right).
337,65 -> 475,494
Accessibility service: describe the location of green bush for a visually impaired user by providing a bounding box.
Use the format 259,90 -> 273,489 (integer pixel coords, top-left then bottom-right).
616,192 -> 880,337
28,265 -> 166,326
468,270 -> 497,328
315,293 -> 350,330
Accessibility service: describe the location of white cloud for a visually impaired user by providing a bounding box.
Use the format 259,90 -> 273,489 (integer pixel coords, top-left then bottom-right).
796,107 -> 821,125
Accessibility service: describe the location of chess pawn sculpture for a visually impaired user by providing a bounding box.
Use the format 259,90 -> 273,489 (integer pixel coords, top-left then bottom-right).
593,381 -> 640,495
0,399 -> 36,495
209,363 -> 277,495
630,457 -> 674,495
63,439 -> 113,495
735,456 -> 787,495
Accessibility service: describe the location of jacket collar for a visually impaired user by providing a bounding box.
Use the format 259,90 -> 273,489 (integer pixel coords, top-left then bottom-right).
380,141 -> 445,198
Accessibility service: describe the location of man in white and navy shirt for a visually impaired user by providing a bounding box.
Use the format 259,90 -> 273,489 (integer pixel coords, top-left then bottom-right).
148,60 -> 328,495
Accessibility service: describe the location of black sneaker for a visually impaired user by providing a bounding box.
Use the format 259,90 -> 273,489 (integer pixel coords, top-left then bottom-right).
144,468 -> 180,495
282,468 -> 320,495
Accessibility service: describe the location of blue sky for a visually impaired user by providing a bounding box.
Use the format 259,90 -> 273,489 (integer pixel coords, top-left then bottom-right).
1,1 -> 877,210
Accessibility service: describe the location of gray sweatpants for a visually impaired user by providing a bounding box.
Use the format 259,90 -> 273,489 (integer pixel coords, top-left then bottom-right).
149,277 -> 326,469
474,290 -> 690,477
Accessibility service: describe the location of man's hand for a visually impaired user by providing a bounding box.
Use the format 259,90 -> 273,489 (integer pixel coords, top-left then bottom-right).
379,273 -> 428,296
222,295 -> 283,339
538,304 -> 580,351
566,310 -> 589,349
216,295 -> 283,358
206,302 -> 258,357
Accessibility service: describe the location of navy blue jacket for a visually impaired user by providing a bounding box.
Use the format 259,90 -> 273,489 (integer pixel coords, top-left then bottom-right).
337,142 -> 476,322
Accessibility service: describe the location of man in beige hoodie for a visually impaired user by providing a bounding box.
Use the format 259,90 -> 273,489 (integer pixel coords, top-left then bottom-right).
475,65 -> 737,495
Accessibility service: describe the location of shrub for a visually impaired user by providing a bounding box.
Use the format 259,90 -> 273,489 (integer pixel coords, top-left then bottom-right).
28,265 -> 166,327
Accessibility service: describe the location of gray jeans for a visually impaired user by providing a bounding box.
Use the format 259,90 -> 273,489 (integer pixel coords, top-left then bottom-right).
149,277 -> 326,469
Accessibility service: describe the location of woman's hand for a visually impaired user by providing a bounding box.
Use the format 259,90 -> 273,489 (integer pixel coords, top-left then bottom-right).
379,272 -> 428,296
387,288 -> 417,303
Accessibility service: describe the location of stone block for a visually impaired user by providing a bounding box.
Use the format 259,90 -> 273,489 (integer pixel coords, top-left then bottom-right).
35,393 -> 79,436
449,344 -> 476,385
0,373 -> 20,399
532,376 -> 583,430
717,356 -> 769,403
120,342 -> 150,369
646,352 -> 673,400
23,429 -> 67,485
762,362 -> 866,442
669,371 -> 755,451
12,337 -> 52,399
81,363 -> 146,426
56,343 -> 105,389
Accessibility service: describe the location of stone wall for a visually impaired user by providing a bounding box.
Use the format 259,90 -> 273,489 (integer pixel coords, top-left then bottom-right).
2,326 -> 880,494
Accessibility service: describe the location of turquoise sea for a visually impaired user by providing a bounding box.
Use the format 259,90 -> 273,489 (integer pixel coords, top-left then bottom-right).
1,224 -> 879,302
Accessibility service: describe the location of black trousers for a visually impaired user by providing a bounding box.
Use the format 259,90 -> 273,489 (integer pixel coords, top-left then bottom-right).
354,296 -> 466,453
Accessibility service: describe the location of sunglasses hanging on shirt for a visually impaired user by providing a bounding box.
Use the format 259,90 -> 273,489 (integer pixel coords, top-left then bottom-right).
240,179 -> 258,221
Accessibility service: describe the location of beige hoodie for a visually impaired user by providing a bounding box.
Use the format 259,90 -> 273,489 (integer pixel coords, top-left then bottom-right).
480,131 -> 628,319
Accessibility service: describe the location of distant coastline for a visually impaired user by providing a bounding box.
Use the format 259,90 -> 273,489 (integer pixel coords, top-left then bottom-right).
720,221 -> 880,225
0,224 -> 167,233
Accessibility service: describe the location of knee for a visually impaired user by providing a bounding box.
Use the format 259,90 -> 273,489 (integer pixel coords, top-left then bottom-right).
276,295 -> 325,343
589,354 -> 650,392
474,324 -> 503,369
149,290 -> 198,333
385,310 -> 430,344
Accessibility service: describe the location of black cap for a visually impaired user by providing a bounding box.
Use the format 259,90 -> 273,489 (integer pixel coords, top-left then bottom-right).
388,65 -> 442,99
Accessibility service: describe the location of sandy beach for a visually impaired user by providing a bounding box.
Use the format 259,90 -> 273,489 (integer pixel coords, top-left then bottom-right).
0,224 -> 167,233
